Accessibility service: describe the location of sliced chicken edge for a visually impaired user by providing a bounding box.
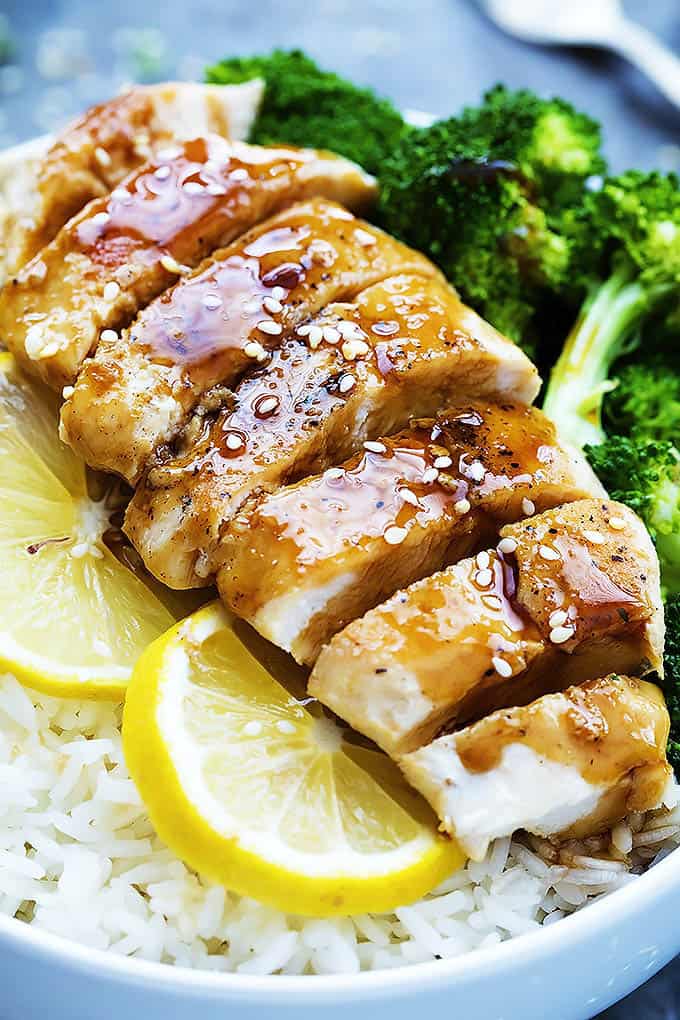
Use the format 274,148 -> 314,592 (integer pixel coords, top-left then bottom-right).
399,674 -> 671,861
0,137 -> 375,391
124,279 -> 540,590
0,80 -> 264,283
217,403 -> 602,665
308,499 -> 664,756
60,204 -> 438,483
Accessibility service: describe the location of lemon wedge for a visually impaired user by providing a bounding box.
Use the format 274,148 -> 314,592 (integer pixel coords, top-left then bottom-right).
0,352 -> 189,699
123,602 -> 463,916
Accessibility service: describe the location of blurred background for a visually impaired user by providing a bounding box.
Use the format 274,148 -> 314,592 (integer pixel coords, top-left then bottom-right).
1,0 -> 679,1016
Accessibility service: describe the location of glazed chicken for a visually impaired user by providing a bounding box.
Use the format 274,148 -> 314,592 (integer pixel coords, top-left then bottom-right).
0,138 -> 374,390
0,81 -> 264,281
60,200 -> 438,483
124,277 -> 540,589
217,404 -> 602,664
400,675 -> 671,860
309,500 -> 663,755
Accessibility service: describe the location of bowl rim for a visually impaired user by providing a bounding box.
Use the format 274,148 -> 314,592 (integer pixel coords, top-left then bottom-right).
1,844 -> 678,1001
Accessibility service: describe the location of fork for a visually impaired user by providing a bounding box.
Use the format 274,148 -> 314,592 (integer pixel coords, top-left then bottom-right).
480,0 -> 680,109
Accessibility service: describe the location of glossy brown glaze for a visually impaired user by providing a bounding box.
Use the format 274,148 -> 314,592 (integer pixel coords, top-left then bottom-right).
0,140 -> 375,391
124,274 -> 541,589
309,499 -> 664,756
455,674 -> 669,782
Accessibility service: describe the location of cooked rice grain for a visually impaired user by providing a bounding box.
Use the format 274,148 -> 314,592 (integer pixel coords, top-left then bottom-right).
0,673 -> 678,974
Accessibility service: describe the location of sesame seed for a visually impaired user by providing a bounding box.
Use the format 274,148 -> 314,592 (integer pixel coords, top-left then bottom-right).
183,181 -> 204,196
498,537 -> 517,555
203,293 -> 222,310
257,396 -> 280,415
364,441 -> 387,454
338,374 -> 356,394
94,146 -> 111,167
62,385 -> 75,399
103,280 -> 120,302
270,286 -> 287,301
384,526 -> 408,546
257,319 -> 283,336
225,432 -> 243,451
296,324 -> 311,337
111,187 -> 129,202
468,461 -> 485,482
583,529 -> 605,544
24,325 -> 46,359
206,183 -> 227,196
337,320 -> 366,340
243,721 -> 262,737
400,489 -> 419,506
276,719 -> 296,734
354,228 -> 377,247
91,211 -> 110,227
263,296 -> 283,314
434,455 -> 452,469
307,325 -> 324,349
156,145 -> 181,161
160,255 -> 190,275
422,467 -> 439,484
454,498 -> 471,514
476,550 -> 490,570
244,340 -> 267,361
323,326 -> 341,345
522,498 -> 535,516
230,168 -> 250,182
475,568 -> 493,588
492,656 -> 513,678
550,625 -> 574,645
342,338 -> 369,360
549,609 -> 568,628
70,542 -> 88,559
100,329 -> 119,344
325,467 -> 344,481
154,165 -> 171,180
539,545 -> 561,561
609,517 -> 626,531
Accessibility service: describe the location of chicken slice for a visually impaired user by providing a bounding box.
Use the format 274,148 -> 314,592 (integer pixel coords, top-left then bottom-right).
217,404 -> 601,664
0,138 -> 374,391
61,203 -> 437,483
400,675 -> 671,860
0,81 -> 263,281
309,500 -> 663,755
125,277 -> 540,589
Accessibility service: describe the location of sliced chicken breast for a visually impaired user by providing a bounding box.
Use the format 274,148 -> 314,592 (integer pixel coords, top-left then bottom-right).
61,204 -> 437,483
0,138 -> 374,390
125,278 -> 540,589
217,403 -> 601,664
309,500 -> 663,755
0,81 -> 263,281
401,675 -> 671,860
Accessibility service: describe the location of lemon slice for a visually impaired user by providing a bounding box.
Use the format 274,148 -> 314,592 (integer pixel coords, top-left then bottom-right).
0,353 -> 191,699
123,602 -> 463,916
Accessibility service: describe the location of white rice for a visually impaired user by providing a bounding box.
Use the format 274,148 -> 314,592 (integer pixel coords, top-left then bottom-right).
1,672 -> 678,976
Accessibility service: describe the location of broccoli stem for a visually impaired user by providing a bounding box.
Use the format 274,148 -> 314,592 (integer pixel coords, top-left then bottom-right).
543,259 -> 651,447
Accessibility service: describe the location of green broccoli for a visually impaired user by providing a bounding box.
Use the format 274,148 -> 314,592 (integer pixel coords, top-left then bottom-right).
585,436 -> 680,595
206,49 -> 409,176
659,594 -> 680,773
543,171 -> 680,448
376,85 -> 605,353
604,352 -> 680,445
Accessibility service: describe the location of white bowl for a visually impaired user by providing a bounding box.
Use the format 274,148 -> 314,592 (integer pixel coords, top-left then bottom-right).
1,846 -> 679,1020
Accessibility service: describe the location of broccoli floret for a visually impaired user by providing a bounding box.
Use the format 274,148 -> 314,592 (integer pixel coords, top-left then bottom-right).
377,85 -> 604,352
586,436 -> 680,595
206,49 -> 408,176
543,171 -> 680,448
604,352 -> 680,445
659,594 -> 680,773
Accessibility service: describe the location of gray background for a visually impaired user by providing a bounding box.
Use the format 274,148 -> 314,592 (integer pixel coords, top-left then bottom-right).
0,0 -> 679,1015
